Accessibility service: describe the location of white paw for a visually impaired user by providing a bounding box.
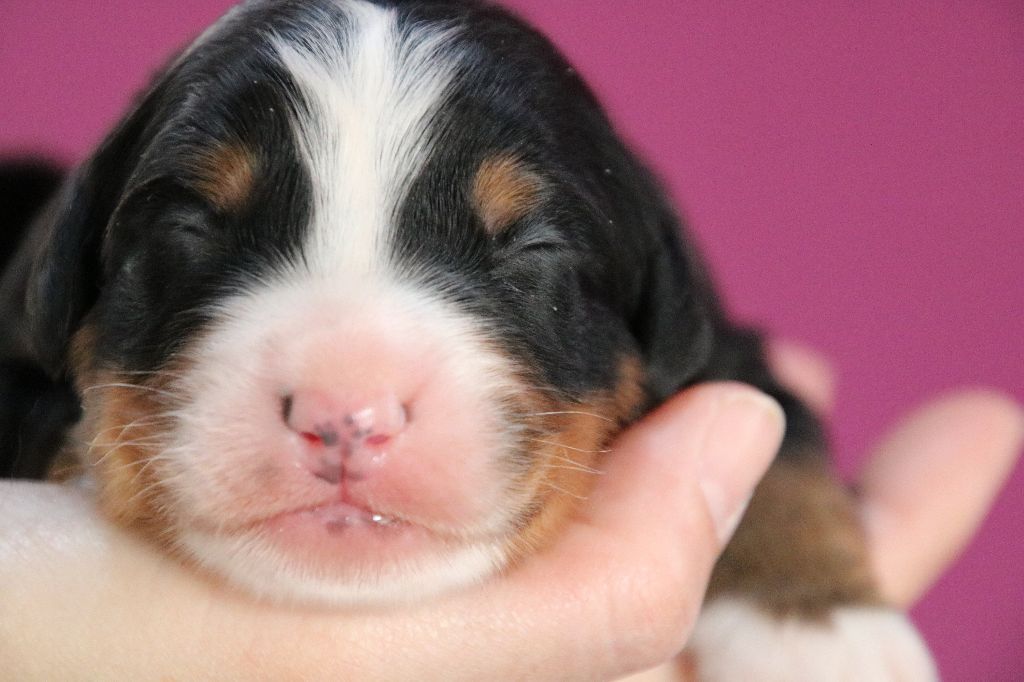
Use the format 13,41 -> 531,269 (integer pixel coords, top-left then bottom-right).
687,597 -> 937,682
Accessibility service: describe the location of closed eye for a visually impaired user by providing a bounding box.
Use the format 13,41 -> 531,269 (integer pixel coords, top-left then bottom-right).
516,234 -> 570,252
498,227 -> 573,256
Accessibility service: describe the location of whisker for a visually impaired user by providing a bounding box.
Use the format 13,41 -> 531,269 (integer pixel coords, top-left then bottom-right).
84,414 -> 173,458
91,445 -> 139,467
115,369 -> 188,380
547,453 -> 604,474
529,438 -> 611,454
81,383 -> 179,400
90,438 -> 169,467
120,459 -> 189,507
526,410 -> 614,423
88,416 -> 173,441
123,478 -> 166,507
540,481 -> 589,501
124,453 -> 170,487
97,453 -> 172,477
84,436 -> 168,448
541,463 -> 605,476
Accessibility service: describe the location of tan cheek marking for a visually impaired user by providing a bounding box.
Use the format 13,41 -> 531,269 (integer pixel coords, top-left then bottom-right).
66,324 -> 180,536
194,143 -> 257,211
46,322 -> 103,482
75,370 -> 177,534
67,320 -> 100,391
509,356 -> 646,557
471,155 -> 545,235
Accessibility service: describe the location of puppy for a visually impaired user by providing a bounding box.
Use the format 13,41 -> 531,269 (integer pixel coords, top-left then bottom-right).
0,1 -> 936,678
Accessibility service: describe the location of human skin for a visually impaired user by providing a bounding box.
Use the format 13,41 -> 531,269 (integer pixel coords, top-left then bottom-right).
0,342 -> 1020,681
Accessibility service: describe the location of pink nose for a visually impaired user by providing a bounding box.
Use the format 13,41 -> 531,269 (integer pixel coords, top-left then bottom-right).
281,389 -> 409,482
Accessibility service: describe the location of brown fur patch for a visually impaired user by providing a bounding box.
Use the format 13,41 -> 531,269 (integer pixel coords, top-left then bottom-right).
44,449 -> 82,482
75,374 -> 175,531
471,155 -> 545,235
509,356 -> 646,556
67,320 -> 100,390
708,457 -> 880,618
193,143 -> 257,211
65,324 -> 178,536
45,322 -> 103,482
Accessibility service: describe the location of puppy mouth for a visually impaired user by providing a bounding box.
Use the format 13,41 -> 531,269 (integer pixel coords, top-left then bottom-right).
258,499 -> 407,533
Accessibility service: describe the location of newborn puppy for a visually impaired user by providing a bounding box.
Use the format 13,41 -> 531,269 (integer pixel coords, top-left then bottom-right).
0,0 -> 935,678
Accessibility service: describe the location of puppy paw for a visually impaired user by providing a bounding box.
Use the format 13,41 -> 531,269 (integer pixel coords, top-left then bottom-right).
686,597 -> 937,682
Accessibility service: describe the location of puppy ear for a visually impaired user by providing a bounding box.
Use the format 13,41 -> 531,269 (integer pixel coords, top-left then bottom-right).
629,200 -> 827,452
0,160 -> 64,273
630,204 -> 719,403
1,96 -> 159,378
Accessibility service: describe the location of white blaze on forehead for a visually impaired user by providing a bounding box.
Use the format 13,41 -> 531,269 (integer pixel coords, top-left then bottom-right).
272,1 -> 463,278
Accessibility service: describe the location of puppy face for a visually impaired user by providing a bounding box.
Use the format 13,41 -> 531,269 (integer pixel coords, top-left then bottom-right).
25,0 -> 712,604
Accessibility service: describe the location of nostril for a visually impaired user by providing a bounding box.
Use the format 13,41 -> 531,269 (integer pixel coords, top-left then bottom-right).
299,424 -> 340,448
365,433 -> 391,447
281,394 -> 294,424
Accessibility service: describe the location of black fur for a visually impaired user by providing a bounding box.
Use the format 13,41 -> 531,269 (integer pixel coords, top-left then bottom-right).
0,160 -> 64,274
0,160 -> 82,477
1,0 -> 821,483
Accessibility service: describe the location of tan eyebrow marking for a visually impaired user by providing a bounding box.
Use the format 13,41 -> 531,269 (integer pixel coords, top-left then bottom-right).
471,154 -> 545,235
194,143 -> 258,211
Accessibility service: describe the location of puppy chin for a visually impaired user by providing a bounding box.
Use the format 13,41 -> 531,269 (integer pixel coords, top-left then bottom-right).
177,525 -> 509,606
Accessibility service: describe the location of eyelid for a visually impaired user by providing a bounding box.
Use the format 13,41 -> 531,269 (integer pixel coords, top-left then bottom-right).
175,218 -> 206,236
509,230 -> 572,252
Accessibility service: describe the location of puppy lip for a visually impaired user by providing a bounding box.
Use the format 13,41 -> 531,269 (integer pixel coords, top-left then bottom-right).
230,497 -> 410,533
214,494 -> 508,546
273,500 -> 405,530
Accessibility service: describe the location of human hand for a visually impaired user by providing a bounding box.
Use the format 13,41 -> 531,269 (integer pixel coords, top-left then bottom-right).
620,341 -> 1023,682
0,381 -> 784,680
766,340 -> 1023,609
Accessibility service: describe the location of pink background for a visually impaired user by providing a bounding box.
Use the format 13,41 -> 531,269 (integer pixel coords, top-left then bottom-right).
2,1 -> 1021,677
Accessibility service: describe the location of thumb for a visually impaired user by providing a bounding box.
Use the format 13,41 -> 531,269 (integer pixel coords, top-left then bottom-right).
496,382 -> 785,679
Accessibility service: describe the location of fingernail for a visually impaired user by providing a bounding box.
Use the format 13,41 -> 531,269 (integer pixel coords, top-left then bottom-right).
698,388 -> 785,544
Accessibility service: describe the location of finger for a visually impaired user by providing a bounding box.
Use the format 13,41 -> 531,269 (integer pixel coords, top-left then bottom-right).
766,339 -> 837,416
858,389 -> 1024,607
